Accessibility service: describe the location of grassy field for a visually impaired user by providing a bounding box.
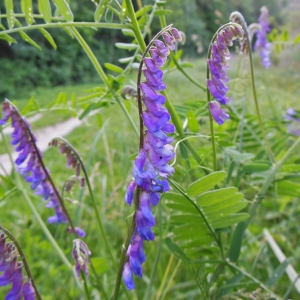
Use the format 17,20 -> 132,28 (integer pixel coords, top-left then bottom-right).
1,44 -> 300,299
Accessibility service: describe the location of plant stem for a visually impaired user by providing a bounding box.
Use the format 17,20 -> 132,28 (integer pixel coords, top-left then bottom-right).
51,137 -> 117,268
234,12 -> 275,163
156,254 -> 174,300
81,271 -> 91,300
112,212 -> 136,300
0,225 -> 42,300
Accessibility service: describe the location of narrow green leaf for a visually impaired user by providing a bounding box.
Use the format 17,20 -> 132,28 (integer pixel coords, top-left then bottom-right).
104,63 -> 123,73
166,203 -> 198,214
122,29 -> 135,37
197,187 -> 238,206
243,163 -> 270,173
165,238 -> 188,262
179,142 -> 190,169
0,33 -> 17,45
119,57 -> 134,64
280,164 -> 300,172
266,259 -> 289,286
186,171 -> 226,197
96,114 -> 103,129
21,0 -> 34,25
135,5 -> 152,18
115,43 -> 139,51
171,214 -> 203,225
278,180 -> 300,197
293,34 -> 300,44
79,103 -> 96,119
153,9 -> 172,16
94,0 -> 110,22
187,110 -> 199,133
211,213 -> 249,229
19,31 -> 41,50
4,0 -> 15,29
52,0 -> 74,22
38,0 -> 52,23
229,222 -> 246,262
280,29 -> 289,42
39,28 -> 57,49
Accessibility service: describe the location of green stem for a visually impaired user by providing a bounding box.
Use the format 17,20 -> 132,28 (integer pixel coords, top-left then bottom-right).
81,271 -> 91,300
235,12 -> 275,163
50,137 -> 116,268
0,225 -> 42,300
112,212 -> 136,300
69,27 -> 110,87
156,254 -> 174,300
226,261 -> 281,299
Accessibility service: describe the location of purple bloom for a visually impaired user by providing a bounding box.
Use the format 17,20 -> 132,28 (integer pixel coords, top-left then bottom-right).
72,239 -> 91,277
254,6 -> 271,69
285,108 -> 300,136
207,25 -> 244,124
0,231 -> 36,299
209,101 -> 229,125
0,100 -> 85,236
123,27 -> 181,289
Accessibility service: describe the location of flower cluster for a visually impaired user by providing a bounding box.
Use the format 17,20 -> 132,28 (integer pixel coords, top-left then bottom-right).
122,28 -> 182,290
72,239 -> 91,277
0,231 -> 36,299
49,138 -> 85,189
285,108 -> 300,136
0,100 -> 85,238
207,24 -> 244,124
254,6 -> 271,69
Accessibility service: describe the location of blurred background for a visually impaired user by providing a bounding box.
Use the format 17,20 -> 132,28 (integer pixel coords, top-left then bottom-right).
0,0 -> 298,99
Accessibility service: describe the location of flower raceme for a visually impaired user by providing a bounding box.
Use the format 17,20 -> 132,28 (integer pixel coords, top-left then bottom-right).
0,231 -> 36,299
122,27 -> 182,290
72,239 -> 91,277
207,24 -> 244,124
285,108 -> 300,136
254,6 -> 271,69
0,100 -> 85,238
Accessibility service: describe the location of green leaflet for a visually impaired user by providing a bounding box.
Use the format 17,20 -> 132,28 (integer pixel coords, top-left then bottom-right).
104,63 -> 124,73
186,171 -> 226,197
52,0 -> 74,22
196,187 -> 238,206
21,0 -> 34,25
4,0 -> 15,29
38,0 -> 52,23
94,0 -> 110,22
39,28 -> 57,49
19,31 -> 41,50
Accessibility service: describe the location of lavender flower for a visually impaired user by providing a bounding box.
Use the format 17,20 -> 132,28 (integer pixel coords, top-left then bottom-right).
123,27 -> 181,289
72,239 -> 91,277
254,6 -> 271,69
0,231 -> 36,299
285,108 -> 300,136
0,100 -> 85,237
209,101 -> 229,125
207,24 -> 244,124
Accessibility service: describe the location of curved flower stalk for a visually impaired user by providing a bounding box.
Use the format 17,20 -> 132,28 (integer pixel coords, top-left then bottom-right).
121,26 -> 182,290
0,227 -> 41,300
285,108 -> 300,136
254,6 -> 271,69
0,100 -> 84,238
207,23 -> 244,125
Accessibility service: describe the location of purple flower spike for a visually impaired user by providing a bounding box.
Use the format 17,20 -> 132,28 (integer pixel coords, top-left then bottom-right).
0,230 -> 37,299
207,25 -> 244,124
0,100 -> 85,236
123,27 -> 182,289
72,239 -> 91,277
209,101 -> 229,125
254,6 -> 271,69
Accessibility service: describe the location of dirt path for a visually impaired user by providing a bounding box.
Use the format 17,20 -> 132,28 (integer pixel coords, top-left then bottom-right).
0,114 -> 85,176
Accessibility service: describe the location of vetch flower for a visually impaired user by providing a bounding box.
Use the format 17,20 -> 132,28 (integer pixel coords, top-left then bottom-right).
254,6 -> 271,69
123,26 -> 181,289
209,101 -> 229,125
72,239 -> 91,277
285,108 -> 300,136
0,230 -> 37,299
207,24 -> 244,124
0,100 -> 85,236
